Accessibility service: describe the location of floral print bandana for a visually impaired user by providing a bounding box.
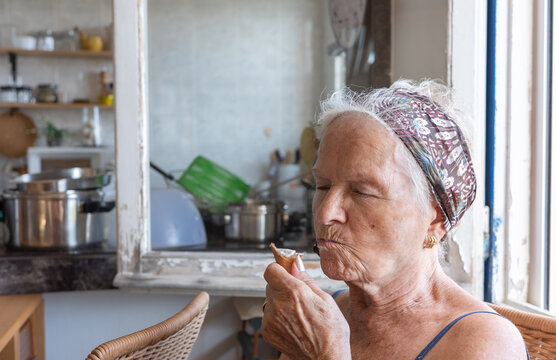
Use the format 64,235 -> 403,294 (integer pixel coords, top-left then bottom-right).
375,88 -> 477,232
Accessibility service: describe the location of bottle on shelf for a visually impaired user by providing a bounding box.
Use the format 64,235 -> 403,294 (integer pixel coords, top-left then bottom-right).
81,106 -> 102,146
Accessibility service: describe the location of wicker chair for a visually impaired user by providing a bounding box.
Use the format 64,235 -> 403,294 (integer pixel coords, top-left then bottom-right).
86,291 -> 209,360
489,303 -> 556,359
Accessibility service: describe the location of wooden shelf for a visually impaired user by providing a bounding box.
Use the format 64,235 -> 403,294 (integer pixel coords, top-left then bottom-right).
0,103 -> 113,109
0,48 -> 112,58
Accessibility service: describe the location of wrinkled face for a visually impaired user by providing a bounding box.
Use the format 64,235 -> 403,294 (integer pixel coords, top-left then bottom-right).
312,114 -> 435,284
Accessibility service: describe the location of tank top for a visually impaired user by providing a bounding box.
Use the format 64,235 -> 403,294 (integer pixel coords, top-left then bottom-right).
330,289 -> 530,359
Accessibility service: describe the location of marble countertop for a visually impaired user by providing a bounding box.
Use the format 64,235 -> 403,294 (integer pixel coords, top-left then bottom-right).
0,243 -> 117,294
0,233 -> 344,297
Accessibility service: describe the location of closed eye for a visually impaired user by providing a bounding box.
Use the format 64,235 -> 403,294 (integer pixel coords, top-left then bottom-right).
354,190 -> 372,197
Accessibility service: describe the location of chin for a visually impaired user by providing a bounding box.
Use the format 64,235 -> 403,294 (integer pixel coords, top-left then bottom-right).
320,256 -> 351,281
319,250 -> 371,282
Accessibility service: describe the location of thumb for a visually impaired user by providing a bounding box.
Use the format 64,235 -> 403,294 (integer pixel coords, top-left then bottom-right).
291,254 -> 324,295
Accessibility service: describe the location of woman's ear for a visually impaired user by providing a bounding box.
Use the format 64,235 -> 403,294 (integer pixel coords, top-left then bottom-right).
428,205 -> 447,240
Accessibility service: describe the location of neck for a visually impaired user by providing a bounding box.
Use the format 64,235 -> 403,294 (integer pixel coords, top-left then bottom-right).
346,254 -> 451,318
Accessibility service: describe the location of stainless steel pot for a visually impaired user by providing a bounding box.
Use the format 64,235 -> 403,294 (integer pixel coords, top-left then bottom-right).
1,167 -> 114,249
2,189 -> 114,249
224,199 -> 287,242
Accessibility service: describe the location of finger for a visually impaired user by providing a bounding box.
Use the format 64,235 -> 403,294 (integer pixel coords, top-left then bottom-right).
264,262 -> 300,290
291,256 -> 328,297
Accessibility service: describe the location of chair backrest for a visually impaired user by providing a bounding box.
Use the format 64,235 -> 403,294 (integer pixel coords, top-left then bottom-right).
86,291 -> 210,360
489,303 -> 556,359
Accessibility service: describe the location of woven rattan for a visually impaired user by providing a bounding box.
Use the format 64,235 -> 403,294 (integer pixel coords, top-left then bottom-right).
86,291 -> 209,360
489,303 -> 556,359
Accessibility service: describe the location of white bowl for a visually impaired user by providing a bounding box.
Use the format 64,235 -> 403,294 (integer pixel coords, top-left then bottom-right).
13,36 -> 36,50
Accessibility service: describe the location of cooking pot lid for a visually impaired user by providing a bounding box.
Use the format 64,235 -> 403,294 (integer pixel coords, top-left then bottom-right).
12,167 -> 111,193
227,199 -> 286,214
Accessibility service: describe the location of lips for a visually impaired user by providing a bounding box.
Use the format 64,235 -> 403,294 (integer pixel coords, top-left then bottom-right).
316,238 -> 341,247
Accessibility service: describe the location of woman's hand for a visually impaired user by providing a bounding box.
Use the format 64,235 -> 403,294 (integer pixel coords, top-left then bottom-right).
261,261 -> 351,360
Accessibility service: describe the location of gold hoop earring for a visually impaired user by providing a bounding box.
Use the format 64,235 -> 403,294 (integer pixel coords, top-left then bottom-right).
424,235 -> 438,249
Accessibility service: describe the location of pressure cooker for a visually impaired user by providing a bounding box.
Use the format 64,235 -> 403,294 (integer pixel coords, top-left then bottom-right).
0,168 -> 114,249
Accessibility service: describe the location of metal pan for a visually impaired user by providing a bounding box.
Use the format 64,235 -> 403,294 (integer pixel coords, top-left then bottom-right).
12,167 -> 111,193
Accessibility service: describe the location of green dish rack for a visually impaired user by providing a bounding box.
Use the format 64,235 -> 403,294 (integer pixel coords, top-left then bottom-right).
177,156 -> 250,212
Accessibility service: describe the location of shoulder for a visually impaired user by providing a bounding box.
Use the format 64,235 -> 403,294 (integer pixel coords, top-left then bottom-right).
430,309 -> 528,359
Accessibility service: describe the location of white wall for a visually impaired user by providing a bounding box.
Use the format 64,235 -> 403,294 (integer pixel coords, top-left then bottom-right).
44,290 -> 242,360
147,0 -> 332,187
392,0 -> 449,81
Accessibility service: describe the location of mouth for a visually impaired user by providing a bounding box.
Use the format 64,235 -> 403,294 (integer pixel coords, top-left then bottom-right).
316,238 -> 342,247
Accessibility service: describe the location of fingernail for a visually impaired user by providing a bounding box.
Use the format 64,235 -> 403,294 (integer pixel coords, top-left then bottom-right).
295,254 -> 305,271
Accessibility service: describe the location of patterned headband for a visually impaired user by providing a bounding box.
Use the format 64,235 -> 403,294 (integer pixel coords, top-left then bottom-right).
375,88 -> 476,232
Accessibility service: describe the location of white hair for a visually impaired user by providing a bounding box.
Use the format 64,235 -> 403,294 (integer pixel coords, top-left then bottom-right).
314,79 -> 472,240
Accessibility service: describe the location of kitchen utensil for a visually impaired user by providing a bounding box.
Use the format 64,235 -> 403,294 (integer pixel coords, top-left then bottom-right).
35,30 -> 54,51
12,35 -> 36,50
2,189 -> 113,249
0,110 -> 37,158
53,29 -> 78,50
329,0 -> 367,50
249,170 -> 311,199
13,167 -> 111,192
81,106 -> 102,146
1,167 -> 114,249
177,156 -> 250,212
224,199 -> 287,242
275,164 -> 307,213
150,188 -> 206,249
299,127 -> 318,166
0,86 -> 17,102
150,161 -> 176,182
16,86 -> 32,103
80,35 -> 104,51
36,84 -> 58,103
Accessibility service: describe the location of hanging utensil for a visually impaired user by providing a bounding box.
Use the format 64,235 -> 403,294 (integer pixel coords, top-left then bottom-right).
0,110 -> 37,158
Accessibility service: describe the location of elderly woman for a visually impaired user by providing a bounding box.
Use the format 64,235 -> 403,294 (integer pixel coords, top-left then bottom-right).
261,80 -> 528,359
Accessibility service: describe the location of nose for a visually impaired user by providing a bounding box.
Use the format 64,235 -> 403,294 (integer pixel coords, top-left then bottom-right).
313,187 -> 347,225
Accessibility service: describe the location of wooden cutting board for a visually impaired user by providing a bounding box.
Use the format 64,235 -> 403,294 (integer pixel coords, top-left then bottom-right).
299,127 -> 318,166
0,110 -> 37,158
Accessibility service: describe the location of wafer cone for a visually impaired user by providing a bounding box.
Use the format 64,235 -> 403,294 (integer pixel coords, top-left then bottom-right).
270,242 -> 302,273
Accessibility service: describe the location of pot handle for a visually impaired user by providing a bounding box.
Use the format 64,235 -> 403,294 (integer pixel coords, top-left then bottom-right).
81,200 -> 116,213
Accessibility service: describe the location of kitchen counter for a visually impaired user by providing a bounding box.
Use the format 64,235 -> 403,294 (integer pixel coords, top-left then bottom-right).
0,232 -> 343,297
0,243 -> 117,295
114,232 -> 344,298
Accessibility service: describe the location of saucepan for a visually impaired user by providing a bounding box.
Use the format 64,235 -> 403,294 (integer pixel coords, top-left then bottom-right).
223,199 -> 288,242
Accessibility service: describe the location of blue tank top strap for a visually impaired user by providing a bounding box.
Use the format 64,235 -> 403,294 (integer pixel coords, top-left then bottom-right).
414,311 -> 530,360
331,288 -> 347,299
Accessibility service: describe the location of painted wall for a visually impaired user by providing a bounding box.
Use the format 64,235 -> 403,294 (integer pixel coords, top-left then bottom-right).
44,290 -> 242,360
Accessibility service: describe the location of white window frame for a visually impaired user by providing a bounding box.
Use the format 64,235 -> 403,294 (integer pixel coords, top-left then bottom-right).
492,0 -> 555,315
113,0 -> 490,298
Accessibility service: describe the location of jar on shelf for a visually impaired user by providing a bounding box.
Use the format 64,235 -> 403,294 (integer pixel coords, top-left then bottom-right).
53,29 -> 79,51
0,85 -> 17,103
16,86 -> 32,103
81,106 -> 102,146
36,30 -> 54,51
36,84 -> 58,103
